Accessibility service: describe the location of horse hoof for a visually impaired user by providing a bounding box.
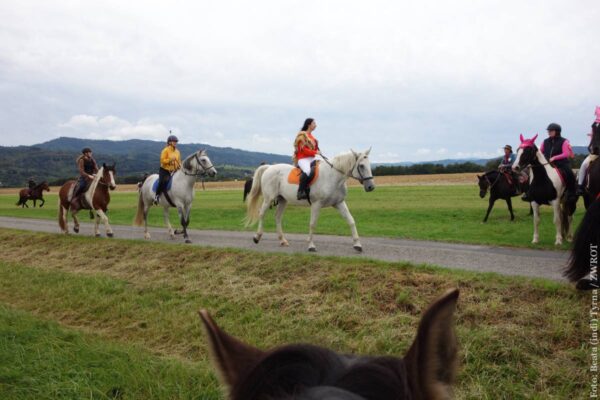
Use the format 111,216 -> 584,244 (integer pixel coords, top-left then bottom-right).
144,235 -> 151,240
74,227 -> 79,233
185,239 -> 192,244
95,233 -> 101,237
107,233 -> 114,238
308,247 -> 317,252
280,241 -> 289,247
576,279 -> 598,291
253,236 -> 260,244
353,245 -> 363,252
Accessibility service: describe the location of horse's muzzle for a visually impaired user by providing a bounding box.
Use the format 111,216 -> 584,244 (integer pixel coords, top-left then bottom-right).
363,180 -> 375,192
109,184 -> 117,191
479,191 -> 486,198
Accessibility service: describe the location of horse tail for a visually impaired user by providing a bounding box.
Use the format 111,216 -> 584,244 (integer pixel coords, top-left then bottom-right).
244,165 -> 269,227
58,198 -> 67,232
133,187 -> 146,227
565,197 -> 600,282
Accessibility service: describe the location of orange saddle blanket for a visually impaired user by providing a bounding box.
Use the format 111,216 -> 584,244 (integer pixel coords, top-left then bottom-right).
287,163 -> 320,186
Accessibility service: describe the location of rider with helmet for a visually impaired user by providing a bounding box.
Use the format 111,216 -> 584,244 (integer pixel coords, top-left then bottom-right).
154,133 -> 181,204
540,122 -> 576,200
292,118 -> 322,200
72,147 -> 98,208
576,107 -> 600,195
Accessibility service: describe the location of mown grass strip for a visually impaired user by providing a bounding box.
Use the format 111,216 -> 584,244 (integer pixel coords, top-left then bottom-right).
0,305 -> 220,400
0,229 -> 589,399
0,185 -> 582,249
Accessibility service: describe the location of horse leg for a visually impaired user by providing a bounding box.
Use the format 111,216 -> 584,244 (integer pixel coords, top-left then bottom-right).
531,202 -> 540,244
143,202 -> 151,240
506,197 -> 514,221
33,199 -> 37,207
96,209 -> 113,237
92,210 -> 101,237
274,199 -> 289,246
552,200 -> 563,246
334,201 -> 362,251
40,198 -> 45,208
72,209 -> 80,234
483,197 -> 495,223
177,205 -> 192,244
163,206 -> 175,239
61,205 -> 70,234
307,202 -> 322,252
253,200 -> 271,244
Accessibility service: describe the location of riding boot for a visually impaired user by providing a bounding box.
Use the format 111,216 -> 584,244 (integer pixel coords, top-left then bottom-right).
576,184 -> 585,196
297,172 -> 310,200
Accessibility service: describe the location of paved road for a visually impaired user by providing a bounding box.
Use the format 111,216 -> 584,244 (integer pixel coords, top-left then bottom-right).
0,216 -> 569,282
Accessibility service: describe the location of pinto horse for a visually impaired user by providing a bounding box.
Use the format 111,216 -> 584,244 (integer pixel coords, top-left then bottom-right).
58,164 -> 117,237
245,149 -> 375,252
199,289 -> 459,400
513,134 -> 576,245
477,170 -> 530,222
16,181 -> 50,208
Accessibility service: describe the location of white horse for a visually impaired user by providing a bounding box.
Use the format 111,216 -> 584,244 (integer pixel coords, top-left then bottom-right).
245,148 -> 375,252
134,149 -> 217,243
512,134 -> 575,245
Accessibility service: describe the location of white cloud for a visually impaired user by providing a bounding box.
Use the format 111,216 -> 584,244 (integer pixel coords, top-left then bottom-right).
416,148 -> 431,155
59,114 -> 169,141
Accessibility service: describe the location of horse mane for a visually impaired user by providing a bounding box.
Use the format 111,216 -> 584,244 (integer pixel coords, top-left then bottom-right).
331,152 -> 358,175
591,122 -> 600,155
182,150 -> 204,171
84,166 -> 104,205
34,181 -> 48,189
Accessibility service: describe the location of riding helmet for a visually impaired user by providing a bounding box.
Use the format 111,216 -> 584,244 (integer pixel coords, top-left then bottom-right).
546,123 -> 562,134
167,135 -> 179,143
81,147 -> 92,154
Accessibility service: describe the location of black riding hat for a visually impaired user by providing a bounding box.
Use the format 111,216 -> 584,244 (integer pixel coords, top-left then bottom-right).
167,135 -> 178,143
546,123 -> 562,134
82,147 -> 92,154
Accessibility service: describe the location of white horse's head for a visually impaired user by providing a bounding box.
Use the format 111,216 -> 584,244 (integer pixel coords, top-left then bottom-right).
183,149 -> 217,177
350,147 -> 375,192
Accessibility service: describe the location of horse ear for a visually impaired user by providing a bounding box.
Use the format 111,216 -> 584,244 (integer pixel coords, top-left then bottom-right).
404,289 -> 459,399
365,146 -> 372,156
477,174 -> 481,179
102,162 -> 107,168
532,133 -> 538,143
112,162 -> 116,169
351,149 -> 358,158
519,134 -> 524,143
198,310 -> 265,391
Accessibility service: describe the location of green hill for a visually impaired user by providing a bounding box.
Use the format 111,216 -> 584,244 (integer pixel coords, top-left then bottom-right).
0,137 -> 290,187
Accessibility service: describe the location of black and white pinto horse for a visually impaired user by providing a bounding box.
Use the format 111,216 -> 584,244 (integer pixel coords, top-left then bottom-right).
565,122 -> 600,290
477,170 -> 530,222
512,134 -> 576,245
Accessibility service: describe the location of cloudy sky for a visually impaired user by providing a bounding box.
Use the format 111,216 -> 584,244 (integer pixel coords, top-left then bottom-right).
1,0 -> 599,162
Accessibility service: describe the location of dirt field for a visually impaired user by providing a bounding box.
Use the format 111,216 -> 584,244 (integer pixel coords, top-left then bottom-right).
0,173 -> 480,195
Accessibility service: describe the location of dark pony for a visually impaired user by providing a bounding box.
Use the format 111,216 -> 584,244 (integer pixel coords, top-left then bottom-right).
16,181 -> 50,208
200,289 -> 459,400
566,123 -> 600,289
477,170 -> 530,222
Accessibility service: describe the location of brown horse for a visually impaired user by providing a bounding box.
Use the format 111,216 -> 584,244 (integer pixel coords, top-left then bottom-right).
199,289 -> 459,400
58,163 -> 117,237
16,181 -> 50,208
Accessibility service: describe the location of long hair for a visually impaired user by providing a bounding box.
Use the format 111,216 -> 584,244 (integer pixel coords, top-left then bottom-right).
301,118 -> 314,131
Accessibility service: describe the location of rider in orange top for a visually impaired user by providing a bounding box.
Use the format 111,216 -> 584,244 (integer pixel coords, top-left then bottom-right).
293,118 -> 321,200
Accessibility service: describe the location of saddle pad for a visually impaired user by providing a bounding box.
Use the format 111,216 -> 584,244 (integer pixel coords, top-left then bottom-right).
152,176 -> 173,193
287,164 -> 320,186
553,167 -> 566,186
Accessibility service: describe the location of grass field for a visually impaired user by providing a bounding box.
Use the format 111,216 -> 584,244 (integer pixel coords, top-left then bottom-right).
0,229 -> 588,399
0,182 -> 583,249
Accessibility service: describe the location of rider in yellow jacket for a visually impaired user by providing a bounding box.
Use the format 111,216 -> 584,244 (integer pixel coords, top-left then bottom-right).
155,134 -> 181,204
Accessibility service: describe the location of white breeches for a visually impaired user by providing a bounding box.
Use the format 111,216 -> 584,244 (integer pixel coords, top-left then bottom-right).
297,155 -> 322,175
579,155 -> 592,185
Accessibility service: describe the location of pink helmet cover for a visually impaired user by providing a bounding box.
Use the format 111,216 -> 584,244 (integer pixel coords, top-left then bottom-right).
595,106 -> 600,122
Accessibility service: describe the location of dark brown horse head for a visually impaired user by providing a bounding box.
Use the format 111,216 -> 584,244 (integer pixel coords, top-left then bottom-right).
200,289 -> 459,400
40,181 -> 50,191
101,163 -> 117,191
477,174 -> 490,198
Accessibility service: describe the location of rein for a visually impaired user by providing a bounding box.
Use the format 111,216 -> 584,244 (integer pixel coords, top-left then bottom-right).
320,152 -> 374,184
484,172 -> 501,190
183,153 -> 214,177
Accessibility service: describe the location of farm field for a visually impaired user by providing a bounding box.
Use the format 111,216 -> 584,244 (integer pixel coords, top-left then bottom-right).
0,229 -> 588,399
0,180 -> 583,250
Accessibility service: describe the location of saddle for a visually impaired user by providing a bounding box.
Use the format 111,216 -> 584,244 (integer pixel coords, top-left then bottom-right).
288,162 -> 320,186
152,175 -> 173,193
501,171 -> 514,186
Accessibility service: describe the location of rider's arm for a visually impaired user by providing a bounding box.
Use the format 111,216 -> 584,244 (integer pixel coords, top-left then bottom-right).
92,158 -> 99,174
550,140 -> 572,162
298,141 -> 318,157
160,148 -> 171,170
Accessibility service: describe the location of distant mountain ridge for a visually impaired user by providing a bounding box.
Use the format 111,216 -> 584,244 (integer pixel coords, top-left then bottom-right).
0,137 -> 291,187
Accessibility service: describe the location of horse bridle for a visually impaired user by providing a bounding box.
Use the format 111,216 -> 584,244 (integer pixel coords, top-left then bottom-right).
320,153 -> 374,184
183,152 -> 214,177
